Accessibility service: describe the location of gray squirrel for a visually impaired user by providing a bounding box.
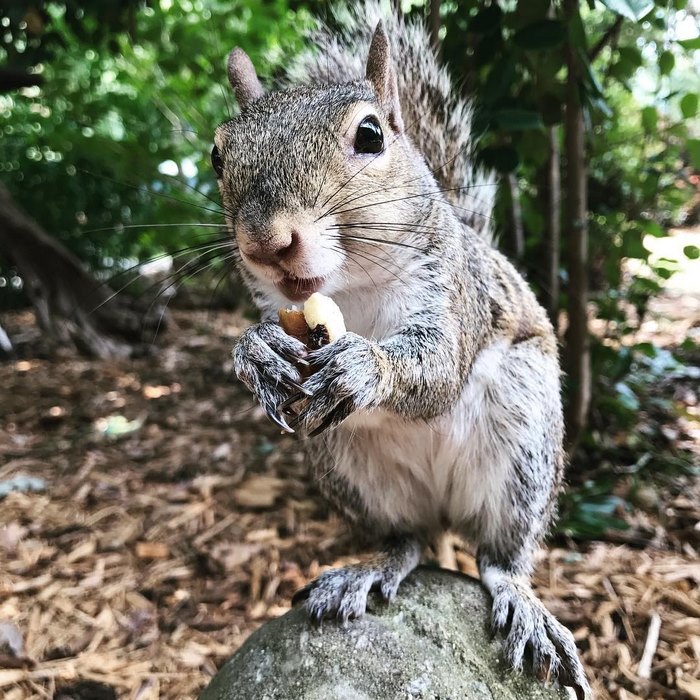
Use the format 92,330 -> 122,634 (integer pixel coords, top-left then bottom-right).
215,4 -> 590,698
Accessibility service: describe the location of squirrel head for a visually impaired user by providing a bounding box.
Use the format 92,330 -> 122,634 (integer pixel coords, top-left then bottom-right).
213,22 -> 434,303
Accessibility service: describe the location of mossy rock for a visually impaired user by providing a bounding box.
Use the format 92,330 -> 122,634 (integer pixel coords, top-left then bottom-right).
200,567 -> 570,700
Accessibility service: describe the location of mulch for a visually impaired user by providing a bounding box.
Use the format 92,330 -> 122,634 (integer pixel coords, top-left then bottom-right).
0,309 -> 698,700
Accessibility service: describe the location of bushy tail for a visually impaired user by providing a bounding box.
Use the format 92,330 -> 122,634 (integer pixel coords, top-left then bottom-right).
285,2 -> 495,240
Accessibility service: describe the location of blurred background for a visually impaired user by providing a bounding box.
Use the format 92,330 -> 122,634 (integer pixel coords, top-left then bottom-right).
0,1 -> 698,699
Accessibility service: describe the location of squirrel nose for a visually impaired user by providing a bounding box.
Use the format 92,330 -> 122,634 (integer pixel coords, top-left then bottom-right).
242,230 -> 301,266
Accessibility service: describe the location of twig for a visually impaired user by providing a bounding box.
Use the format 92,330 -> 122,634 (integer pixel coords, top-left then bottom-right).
637,612 -> 661,679
436,533 -> 458,571
589,16 -> 623,63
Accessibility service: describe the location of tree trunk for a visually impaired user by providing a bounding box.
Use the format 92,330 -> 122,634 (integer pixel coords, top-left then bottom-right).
540,126 -> 561,331
505,173 -> 525,263
563,0 -> 591,448
0,183 -> 163,359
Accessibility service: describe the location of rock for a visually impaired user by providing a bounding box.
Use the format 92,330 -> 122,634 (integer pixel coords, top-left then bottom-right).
200,567 -> 570,700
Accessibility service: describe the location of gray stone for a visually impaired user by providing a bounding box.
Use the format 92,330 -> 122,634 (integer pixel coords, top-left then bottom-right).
200,567 -> 570,700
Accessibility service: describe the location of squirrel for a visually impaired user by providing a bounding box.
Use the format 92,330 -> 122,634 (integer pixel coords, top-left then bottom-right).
215,4 -> 590,698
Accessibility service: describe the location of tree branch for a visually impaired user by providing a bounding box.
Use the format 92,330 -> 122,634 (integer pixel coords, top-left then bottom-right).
588,16 -> 623,63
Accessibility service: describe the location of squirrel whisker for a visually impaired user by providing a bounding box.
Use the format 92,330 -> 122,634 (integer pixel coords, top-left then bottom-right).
145,249 -> 240,345
319,103 -> 454,215
329,220 -> 441,234
320,129 -> 491,220
101,236 -> 234,290
327,229 -> 426,251
328,181 -> 498,219
325,240 -> 406,287
78,167 -> 228,219
322,243 -> 383,293
91,241 -> 235,314
78,222 -> 228,236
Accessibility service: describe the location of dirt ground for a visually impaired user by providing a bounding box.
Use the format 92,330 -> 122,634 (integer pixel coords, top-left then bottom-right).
0,297 -> 698,699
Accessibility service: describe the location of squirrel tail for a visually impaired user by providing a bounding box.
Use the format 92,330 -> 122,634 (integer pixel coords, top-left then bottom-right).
286,2 -> 495,241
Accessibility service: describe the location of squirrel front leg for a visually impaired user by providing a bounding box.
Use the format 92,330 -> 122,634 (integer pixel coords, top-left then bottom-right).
232,321 -> 311,432
287,308 -> 473,435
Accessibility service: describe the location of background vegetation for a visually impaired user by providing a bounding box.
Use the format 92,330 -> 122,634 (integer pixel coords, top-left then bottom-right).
1,0 -> 698,536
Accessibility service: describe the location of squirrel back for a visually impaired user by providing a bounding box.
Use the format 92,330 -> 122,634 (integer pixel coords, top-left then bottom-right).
284,2 -> 495,241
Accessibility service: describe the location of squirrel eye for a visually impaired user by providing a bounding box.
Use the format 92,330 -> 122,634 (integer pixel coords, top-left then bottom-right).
211,145 -> 223,177
354,116 -> 383,155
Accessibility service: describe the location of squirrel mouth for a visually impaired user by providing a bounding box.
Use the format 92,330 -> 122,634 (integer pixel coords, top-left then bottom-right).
277,274 -> 325,301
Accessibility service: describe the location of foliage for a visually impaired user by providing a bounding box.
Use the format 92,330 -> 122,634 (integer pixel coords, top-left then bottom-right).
0,0 -> 311,285
425,0 -> 699,535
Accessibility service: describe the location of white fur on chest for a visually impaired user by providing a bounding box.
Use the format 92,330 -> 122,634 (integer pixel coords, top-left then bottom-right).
334,341 -> 515,535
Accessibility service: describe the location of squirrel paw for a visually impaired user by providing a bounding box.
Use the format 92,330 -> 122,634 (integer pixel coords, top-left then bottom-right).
286,332 -> 382,436
488,577 -> 591,700
293,539 -> 420,623
232,322 -> 310,432
292,564 -> 402,623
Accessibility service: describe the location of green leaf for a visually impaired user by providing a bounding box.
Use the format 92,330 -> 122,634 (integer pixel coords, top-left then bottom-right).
618,46 -> 644,68
680,93 -> 699,119
684,245 -> 700,260
658,50 -> 675,75
513,20 -> 567,50
688,139 -> 700,168
492,109 -> 544,131
599,0 -> 655,20
614,382 -> 640,411
483,56 -> 517,103
578,48 -> 605,98
623,227 -> 648,258
641,106 -> 658,133
678,37 -> 700,51
640,219 -> 665,237
479,145 -> 520,173
469,5 -> 502,34
512,0 -> 551,26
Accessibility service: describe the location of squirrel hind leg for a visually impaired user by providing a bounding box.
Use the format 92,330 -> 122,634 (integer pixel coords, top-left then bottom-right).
478,557 -> 591,700
293,536 -> 421,623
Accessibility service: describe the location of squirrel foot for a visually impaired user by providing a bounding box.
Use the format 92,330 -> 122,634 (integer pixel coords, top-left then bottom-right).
232,321 -> 310,432
481,565 -> 592,700
293,537 -> 420,623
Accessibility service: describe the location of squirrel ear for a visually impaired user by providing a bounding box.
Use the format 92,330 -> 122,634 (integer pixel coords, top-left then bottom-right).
365,21 -> 404,133
227,47 -> 264,109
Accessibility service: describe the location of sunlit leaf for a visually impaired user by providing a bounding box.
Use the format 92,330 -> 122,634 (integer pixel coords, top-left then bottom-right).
640,219 -> 665,237
680,93 -> 699,119
687,139 -> 700,169
641,106 -> 657,133
678,37 -> 700,51
599,0 -> 655,20
658,50 -> 675,75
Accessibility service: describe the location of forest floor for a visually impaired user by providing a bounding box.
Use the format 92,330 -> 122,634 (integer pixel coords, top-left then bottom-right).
0,231 -> 698,700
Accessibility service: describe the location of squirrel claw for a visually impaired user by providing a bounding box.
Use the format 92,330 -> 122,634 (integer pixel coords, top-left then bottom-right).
485,572 -> 591,698
279,392 -> 306,413
307,399 -> 354,437
286,380 -> 313,396
264,406 -> 294,433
